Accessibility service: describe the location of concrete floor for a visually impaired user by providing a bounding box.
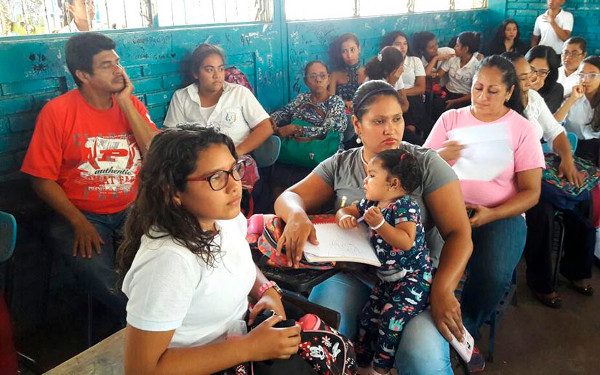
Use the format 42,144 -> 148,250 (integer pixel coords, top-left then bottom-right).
454,261 -> 600,375
15,261 -> 600,374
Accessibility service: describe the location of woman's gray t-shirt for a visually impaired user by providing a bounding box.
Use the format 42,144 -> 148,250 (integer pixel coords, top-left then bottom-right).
313,143 -> 457,265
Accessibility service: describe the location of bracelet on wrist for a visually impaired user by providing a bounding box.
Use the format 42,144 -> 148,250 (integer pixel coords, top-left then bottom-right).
370,218 -> 386,230
258,281 -> 282,299
339,214 -> 354,222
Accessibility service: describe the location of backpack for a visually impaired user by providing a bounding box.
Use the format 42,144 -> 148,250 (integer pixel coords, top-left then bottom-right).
247,214 -> 335,270
541,153 -> 600,211
222,312 -> 357,375
225,67 -> 254,93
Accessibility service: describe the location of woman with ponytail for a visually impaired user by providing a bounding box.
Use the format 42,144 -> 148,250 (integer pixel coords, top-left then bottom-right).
364,47 -> 417,143
425,55 -> 545,368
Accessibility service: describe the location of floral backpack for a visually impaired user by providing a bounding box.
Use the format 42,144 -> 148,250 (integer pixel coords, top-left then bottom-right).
246,214 -> 335,270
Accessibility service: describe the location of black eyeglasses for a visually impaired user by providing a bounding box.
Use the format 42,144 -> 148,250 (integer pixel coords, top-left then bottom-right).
186,159 -> 246,191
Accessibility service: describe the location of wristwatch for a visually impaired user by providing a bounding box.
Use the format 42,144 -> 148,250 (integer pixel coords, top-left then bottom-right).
258,280 -> 283,299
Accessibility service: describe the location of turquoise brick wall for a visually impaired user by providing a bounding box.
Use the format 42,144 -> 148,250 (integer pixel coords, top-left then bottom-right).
506,0 -> 600,55
0,1 -> 499,183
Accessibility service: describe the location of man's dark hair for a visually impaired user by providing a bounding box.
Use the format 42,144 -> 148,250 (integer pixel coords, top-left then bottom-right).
65,32 -> 116,87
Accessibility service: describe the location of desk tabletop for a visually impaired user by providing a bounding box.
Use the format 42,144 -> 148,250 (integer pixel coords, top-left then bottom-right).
45,329 -> 125,375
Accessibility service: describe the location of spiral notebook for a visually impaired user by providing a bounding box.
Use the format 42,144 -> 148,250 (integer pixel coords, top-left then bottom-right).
303,223 -> 381,267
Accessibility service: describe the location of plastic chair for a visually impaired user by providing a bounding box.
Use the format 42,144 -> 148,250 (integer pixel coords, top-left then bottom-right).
541,132 -> 578,154
0,211 -> 17,263
252,135 -> 281,168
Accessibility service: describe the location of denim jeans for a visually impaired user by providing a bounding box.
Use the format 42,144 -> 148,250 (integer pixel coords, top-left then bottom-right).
461,215 -> 527,340
309,272 -> 452,375
48,210 -> 128,317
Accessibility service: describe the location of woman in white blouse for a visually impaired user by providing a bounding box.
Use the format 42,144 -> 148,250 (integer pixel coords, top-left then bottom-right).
380,31 -> 433,137
507,53 -> 595,308
164,44 -> 273,156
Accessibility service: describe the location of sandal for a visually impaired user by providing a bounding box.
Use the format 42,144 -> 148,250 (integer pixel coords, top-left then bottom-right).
533,291 -> 562,309
569,281 -> 594,296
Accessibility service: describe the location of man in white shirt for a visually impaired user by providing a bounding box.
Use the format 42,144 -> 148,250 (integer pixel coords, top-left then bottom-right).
531,0 -> 574,54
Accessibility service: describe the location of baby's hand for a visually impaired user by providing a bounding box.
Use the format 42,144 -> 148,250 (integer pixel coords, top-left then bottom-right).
364,206 -> 384,228
338,215 -> 358,229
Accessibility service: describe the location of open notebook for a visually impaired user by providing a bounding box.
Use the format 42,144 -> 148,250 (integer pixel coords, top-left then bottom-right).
303,223 -> 381,267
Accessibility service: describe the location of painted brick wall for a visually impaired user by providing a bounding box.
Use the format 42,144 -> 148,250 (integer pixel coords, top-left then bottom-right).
287,10 -> 489,96
506,0 -> 600,55
0,4 -> 496,185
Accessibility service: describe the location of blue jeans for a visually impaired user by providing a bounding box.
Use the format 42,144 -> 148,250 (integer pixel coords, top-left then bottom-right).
309,272 -> 452,374
48,210 -> 128,317
461,215 -> 526,340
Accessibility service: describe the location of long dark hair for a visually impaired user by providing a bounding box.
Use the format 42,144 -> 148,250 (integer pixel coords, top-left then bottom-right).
364,46 -> 404,82
525,45 -> 561,95
352,80 -> 403,121
411,31 -> 437,60
328,33 -> 360,69
380,31 -> 410,54
117,127 -> 238,281
374,149 -> 422,194
491,19 -> 524,54
583,56 -> 600,131
475,55 -> 525,115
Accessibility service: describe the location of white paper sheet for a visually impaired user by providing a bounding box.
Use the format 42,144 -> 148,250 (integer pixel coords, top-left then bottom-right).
303,223 -> 381,266
448,122 -> 514,181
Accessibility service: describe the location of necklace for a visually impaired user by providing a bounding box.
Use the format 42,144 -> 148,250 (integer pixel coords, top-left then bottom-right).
360,147 -> 368,167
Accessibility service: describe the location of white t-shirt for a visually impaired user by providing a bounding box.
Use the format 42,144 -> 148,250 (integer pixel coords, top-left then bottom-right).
564,96 -> 600,140
533,9 -> 574,54
58,19 -> 102,33
122,213 -> 256,348
420,47 -> 456,73
393,78 -> 405,91
401,56 -> 426,89
557,65 -> 582,98
164,82 -> 270,146
524,89 -> 566,151
440,55 -> 479,95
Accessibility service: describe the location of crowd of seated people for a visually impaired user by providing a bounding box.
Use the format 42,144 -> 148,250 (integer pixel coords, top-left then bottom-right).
11,1 -> 600,372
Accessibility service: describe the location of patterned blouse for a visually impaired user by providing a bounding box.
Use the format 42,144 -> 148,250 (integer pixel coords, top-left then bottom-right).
271,92 -> 348,149
336,64 -> 360,102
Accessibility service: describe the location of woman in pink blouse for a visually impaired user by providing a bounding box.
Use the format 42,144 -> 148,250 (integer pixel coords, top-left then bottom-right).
424,55 -> 545,345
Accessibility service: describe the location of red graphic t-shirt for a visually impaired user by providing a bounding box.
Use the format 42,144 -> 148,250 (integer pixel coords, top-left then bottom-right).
21,90 -> 157,214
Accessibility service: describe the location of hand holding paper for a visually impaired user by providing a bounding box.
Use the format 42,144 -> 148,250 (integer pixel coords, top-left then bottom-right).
447,122 -> 513,182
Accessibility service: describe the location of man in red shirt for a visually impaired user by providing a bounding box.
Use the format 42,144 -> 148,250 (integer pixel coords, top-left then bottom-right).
21,33 -> 158,317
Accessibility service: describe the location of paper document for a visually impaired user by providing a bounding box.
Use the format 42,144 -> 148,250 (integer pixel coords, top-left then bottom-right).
303,223 -> 381,267
448,122 -> 513,181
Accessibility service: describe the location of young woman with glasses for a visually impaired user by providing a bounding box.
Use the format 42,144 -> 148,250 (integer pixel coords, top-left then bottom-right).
525,45 -> 564,112
558,37 -> 588,98
504,52 -> 592,309
118,128 -> 302,374
556,56 -> 600,166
